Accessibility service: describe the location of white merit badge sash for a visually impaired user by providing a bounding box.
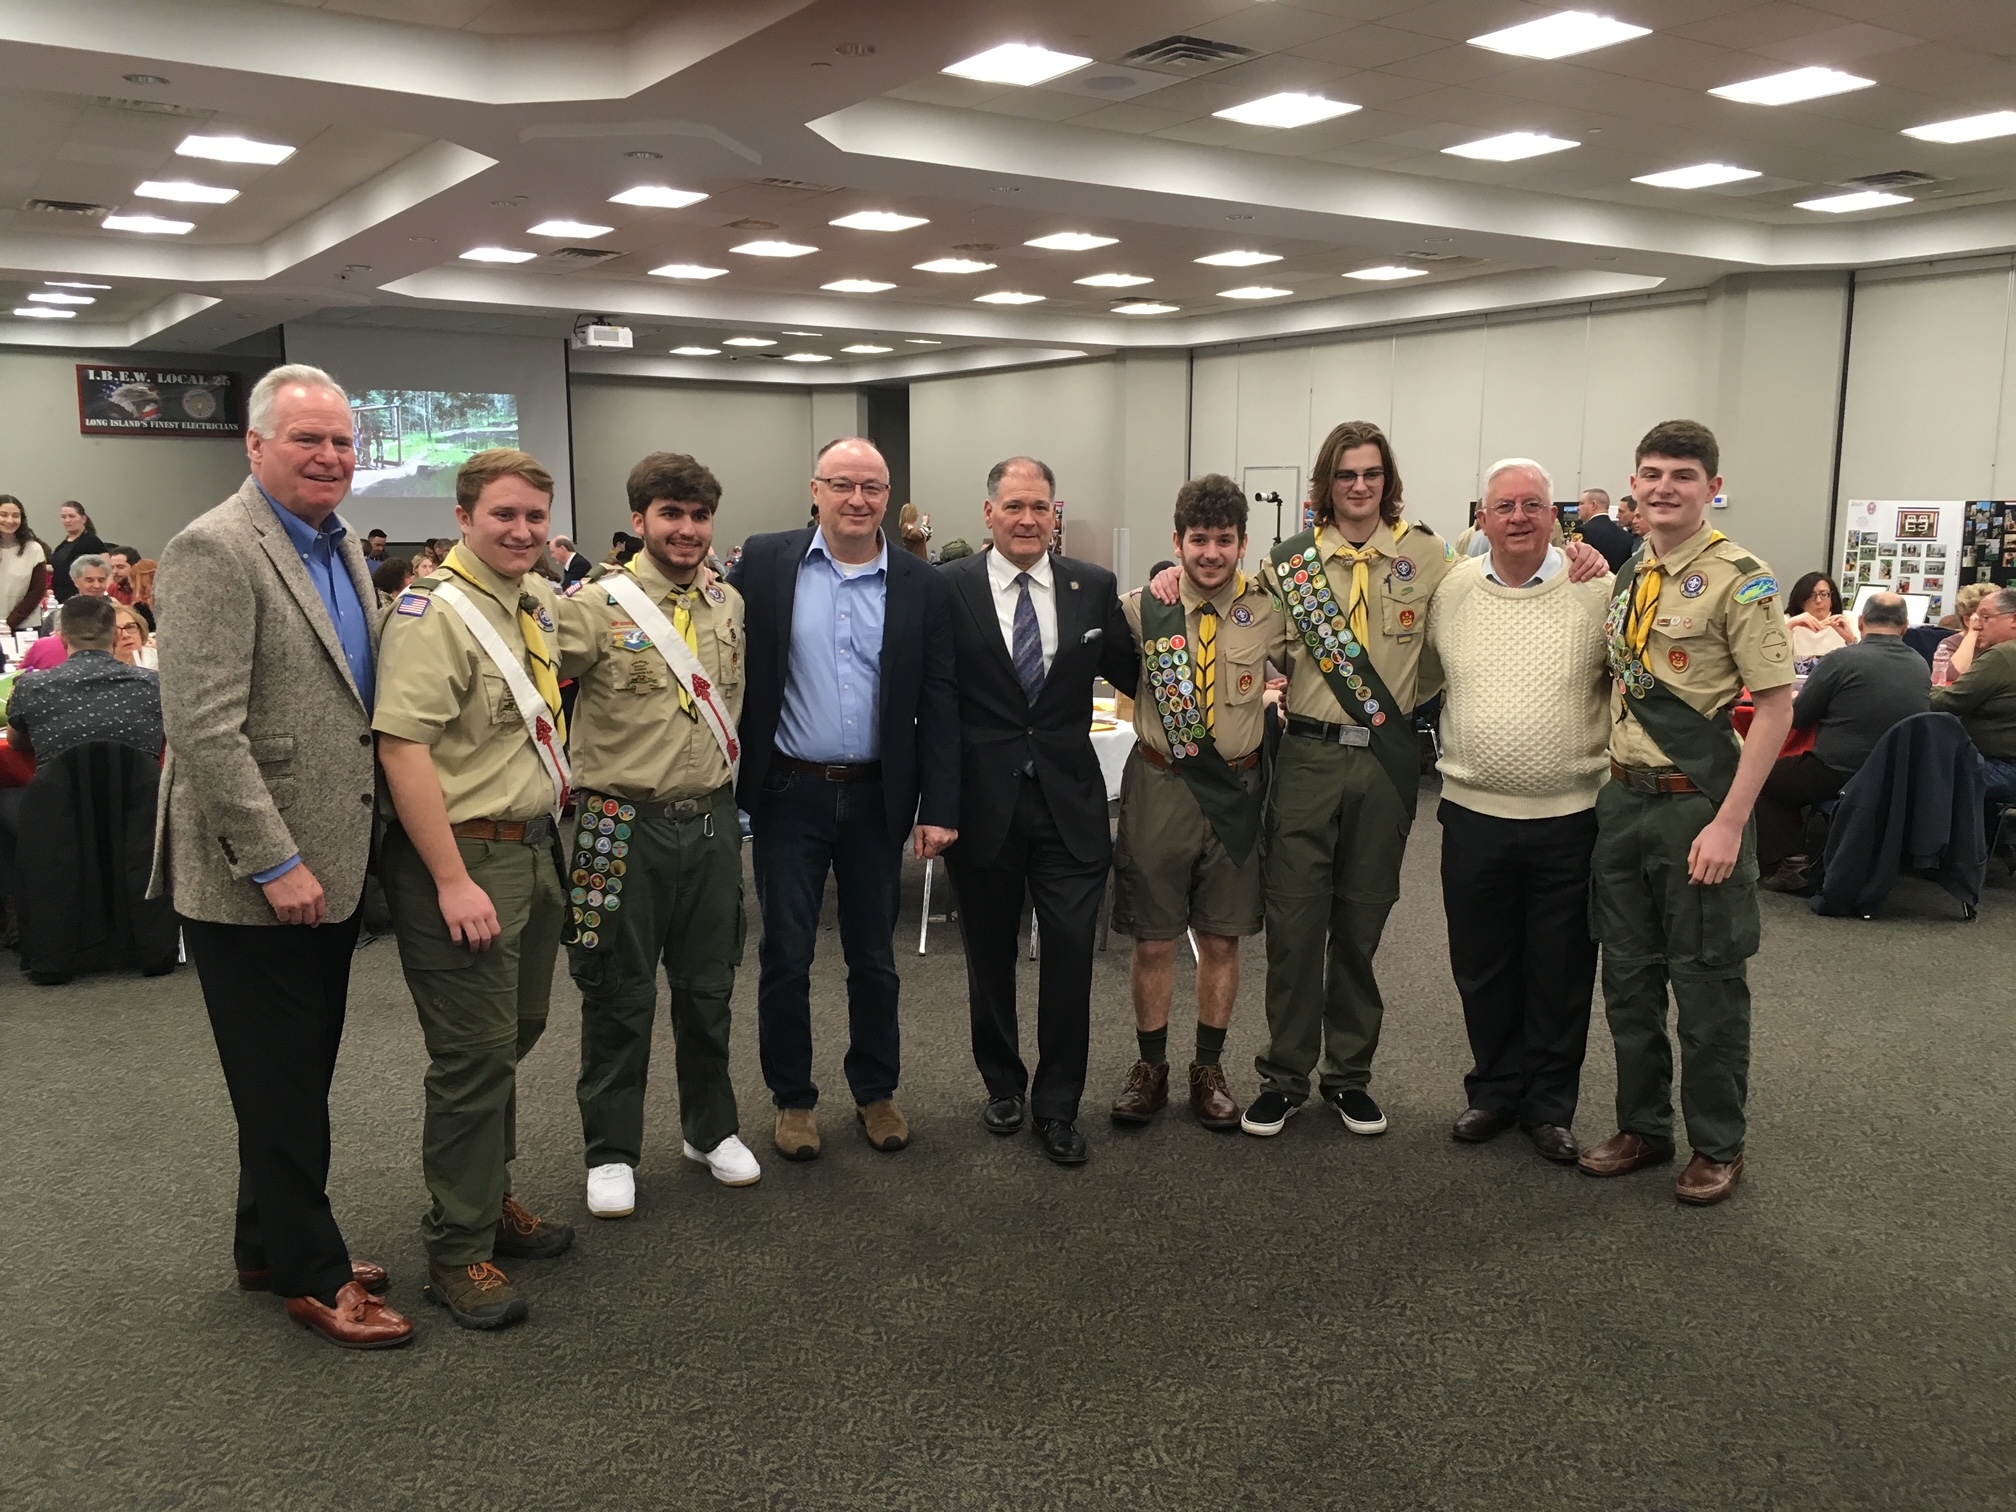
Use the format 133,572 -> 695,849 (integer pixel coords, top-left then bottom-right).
430,580 -> 572,820
599,571 -> 742,780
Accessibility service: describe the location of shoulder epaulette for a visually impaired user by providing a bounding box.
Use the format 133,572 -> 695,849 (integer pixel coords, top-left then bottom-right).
408,574 -> 443,591
1729,553 -> 1763,573
1411,519 -> 1437,536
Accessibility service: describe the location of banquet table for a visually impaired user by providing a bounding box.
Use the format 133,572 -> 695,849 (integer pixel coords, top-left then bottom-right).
1730,693 -> 1818,759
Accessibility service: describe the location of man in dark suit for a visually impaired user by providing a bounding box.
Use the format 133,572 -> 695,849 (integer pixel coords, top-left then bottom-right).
551,534 -> 593,588
1577,488 -> 1636,571
730,437 -> 959,1163
942,457 -> 1139,1165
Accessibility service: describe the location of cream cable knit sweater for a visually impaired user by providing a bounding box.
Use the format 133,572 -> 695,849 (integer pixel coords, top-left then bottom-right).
1429,556 -> 1614,820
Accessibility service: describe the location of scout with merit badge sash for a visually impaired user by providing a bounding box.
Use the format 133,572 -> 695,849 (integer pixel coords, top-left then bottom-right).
1135,583 -> 1261,865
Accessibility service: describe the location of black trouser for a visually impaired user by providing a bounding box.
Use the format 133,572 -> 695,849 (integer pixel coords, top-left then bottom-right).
1756,752 -> 1848,870
947,775 -> 1109,1124
184,912 -> 361,1301
1437,801 -> 1598,1129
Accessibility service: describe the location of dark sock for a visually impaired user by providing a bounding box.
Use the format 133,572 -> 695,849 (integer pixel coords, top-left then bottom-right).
314,1287 -> 343,1309
1137,1026 -> 1168,1065
1194,1022 -> 1228,1066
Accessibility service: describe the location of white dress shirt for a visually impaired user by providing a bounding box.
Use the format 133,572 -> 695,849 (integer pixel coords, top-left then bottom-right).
985,544 -> 1057,676
1485,545 -> 1565,588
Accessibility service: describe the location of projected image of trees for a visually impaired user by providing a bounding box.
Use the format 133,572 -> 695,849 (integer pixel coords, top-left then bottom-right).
350,390 -> 521,497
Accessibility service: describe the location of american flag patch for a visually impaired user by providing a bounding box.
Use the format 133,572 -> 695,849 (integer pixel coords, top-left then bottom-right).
396,593 -> 430,617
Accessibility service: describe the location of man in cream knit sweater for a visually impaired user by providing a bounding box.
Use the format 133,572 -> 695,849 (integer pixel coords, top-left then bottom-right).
1428,459 -> 1613,1165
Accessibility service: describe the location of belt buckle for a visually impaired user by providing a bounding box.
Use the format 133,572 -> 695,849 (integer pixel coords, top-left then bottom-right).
824,764 -> 848,782
669,798 -> 700,820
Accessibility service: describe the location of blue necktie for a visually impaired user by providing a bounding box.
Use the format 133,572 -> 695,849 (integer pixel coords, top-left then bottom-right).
1012,571 -> 1045,705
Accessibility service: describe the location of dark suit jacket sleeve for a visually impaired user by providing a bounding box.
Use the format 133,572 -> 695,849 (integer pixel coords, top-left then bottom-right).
1095,573 -> 1140,697
915,568 -> 961,829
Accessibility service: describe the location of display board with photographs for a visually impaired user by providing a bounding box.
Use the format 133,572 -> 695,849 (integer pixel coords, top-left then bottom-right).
1838,499 -> 1966,624
1959,501 -> 2016,593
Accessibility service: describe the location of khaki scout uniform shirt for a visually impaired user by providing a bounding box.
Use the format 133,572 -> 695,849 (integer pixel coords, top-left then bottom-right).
556,553 -> 745,802
1279,519 -> 1454,720
1123,573 -> 1290,763
1606,521 -> 1794,769
372,553 -> 561,825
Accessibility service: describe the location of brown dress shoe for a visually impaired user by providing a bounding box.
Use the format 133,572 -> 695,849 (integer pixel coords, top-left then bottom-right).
1110,1060 -> 1170,1124
857,1098 -> 910,1151
1187,1063 -> 1240,1130
285,1281 -> 415,1349
1676,1151 -> 1745,1205
1577,1129 -> 1676,1177
239,1259 -> 388,1294
774,1107 -> 821,1161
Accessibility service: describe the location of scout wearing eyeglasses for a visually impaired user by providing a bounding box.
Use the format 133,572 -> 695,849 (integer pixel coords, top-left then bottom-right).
1109,474 -> 1290,1132
554,451 -> 758,1222
1581,419 -> 1793,1206
374,448 -> 574,1331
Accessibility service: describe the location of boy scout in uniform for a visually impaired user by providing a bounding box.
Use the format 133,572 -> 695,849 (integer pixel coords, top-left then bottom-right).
1582,419 -> 1793,1206
376,449 -> 574,1331
555,451 -> 756,1221
1110,475 -> 1289,1132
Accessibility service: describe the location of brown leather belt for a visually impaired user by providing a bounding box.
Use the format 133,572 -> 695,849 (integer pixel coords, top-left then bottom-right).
775,757 -> 882,783
1136,740 -> 1261,773
450,816 -> 554,844
1610,760 -> 1701,796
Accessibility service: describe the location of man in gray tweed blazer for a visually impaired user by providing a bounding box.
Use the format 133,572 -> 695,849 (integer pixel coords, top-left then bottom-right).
152,363 -> 412,1349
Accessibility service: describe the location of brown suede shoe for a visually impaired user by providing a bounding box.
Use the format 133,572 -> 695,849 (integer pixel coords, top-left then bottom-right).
1577,1129 -> 1676,1177
774,1107 -> 821,1161
857,1098 -> 911,1152
1110,1060 -> 1170,1124
285,1280 -> 415,1349
1676,1151 -> 1745,1205
494,1194 -> 575,1259
239,1259 -> 388,1294
424,1259 -> 527,1331
1188,1063 -> 1240,1130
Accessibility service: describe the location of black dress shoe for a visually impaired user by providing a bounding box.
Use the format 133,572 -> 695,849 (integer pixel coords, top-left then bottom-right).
1451,1106 -> 1517,1143
1032,1117 -> 1089,1166
981,1096 -> 1026,1135
1527,1123 -> 1580,1164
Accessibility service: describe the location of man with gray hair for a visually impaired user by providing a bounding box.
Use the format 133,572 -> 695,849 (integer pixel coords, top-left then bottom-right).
152,361 -> 413,1348
1933,585 -> 2016,804
24,553 -> 112,664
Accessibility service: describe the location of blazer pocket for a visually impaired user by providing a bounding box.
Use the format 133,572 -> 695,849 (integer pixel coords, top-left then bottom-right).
251,735 -> 298,807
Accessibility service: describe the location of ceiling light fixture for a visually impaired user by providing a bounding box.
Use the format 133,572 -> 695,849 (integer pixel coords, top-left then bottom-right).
782,330 -> 825,336
1345,266 -> 1428,281
1075,272 -> 1152,288
1467,10 -> 1650,60
122,73 -> 169,86
45,280 -> 111,290
1903,111 -> 2016,144
135,180 -> 239,204
626,150 -> 662,160
782,352 -> 832,362
1220,286 -> 1291,299
1113,301 -> 1179,314
27,291 -> 94,304
13,306 -> 76,319
914,257 -> 995,274
822,278 -> 897,293
528,219 -> 613,238
941,42 -> 1091,87
829,211 -> 930,232
724,336 -> 777,347
460,245 -> 536,262
842,344 -> 894,354
975,291 -> 1046,304
731,240 -> 817,257
1632,163 -> 1762,189
1444,132 -> 1578,161
1196,250 -> 1281,267
102,213 -> 193,234
670,346 -> 719,356
905,338 -> 942,345
176,134 -> 295,165
1026,231 -> 1117,251
1214,93 -> 1360,129
609,185 -> 709,208
1709,67 -> 1873,107
1794,189 -> 1911,213
649,263 -> 728,279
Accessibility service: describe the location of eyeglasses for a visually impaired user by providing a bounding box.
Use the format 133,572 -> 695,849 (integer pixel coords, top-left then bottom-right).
1485,500 -> 1552,518
814,476 -> 890,500
1333,468 -> 1386,487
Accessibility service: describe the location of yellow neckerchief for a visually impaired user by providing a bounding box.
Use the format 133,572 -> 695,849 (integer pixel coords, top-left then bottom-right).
1626,529 -> 1725,660
440,543 -> 566,739
632,555 -> 703,718
1321,520 -> 1408,644
1187,571 -> 1244,733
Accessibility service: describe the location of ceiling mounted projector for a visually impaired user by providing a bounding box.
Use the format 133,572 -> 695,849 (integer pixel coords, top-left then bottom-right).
571,320 -> 633,350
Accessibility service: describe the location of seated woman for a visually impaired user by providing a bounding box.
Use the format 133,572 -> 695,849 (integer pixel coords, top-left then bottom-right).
112,602 -> 157,670
1786,572 -> 1859,672
1933,582 -> 1994,687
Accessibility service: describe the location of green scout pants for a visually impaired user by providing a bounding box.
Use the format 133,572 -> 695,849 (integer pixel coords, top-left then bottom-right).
570,785 -> 745,1167
1590,781 -> 1759,1163
381,825 -> 563,1265
1258,735 -> 1412,1102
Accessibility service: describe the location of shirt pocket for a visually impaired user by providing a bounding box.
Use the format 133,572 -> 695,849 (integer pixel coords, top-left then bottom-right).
1378,591 -> 1424,640
480,669 -> 521,727
1223,644 -> 1265,704
714,621 -> 743,689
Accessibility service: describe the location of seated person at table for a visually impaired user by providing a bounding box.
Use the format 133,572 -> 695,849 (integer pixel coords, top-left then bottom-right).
371,555 -> 414,606
1785,572 -> 1858,671
104,546 -> 154,631
1758,593 -> 1928,891
1933,583 -> 1995,687
112,603 -> 157,670
22,554 -> 113,669
1931,587 -> 2016,804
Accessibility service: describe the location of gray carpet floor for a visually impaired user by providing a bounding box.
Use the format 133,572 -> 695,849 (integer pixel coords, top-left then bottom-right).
2,796 -> 2011,1511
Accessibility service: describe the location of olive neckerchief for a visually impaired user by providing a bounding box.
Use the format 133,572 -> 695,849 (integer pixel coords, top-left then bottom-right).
1268,528 -> 1419,807
1603,541 -> 1744,803
1136,583 -> 1262,865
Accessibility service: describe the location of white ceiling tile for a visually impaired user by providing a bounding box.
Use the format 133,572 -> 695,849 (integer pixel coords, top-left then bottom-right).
1287,22 -> 1452,68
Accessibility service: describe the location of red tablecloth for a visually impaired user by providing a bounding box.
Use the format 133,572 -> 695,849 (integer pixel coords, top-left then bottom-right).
1730,696 -> 1817,758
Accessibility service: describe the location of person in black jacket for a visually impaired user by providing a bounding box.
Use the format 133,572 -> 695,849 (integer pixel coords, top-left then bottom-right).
47,501 -> 104,604
1575,488 -> 1636,572
941,457 -> 1139,1166
729,437 -> 960,1164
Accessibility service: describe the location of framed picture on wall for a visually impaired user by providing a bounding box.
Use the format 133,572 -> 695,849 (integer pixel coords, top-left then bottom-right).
76,364 -> 245,437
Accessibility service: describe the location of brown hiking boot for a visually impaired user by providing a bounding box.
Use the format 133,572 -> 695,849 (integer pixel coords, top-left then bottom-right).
1110,1060 -> 1170,1124
494,1194 -> 575,1259
424,1260 -> 528,1330
857,1098 -> 911,1152
774,1107 -> 821,1161
1188,1063 -> 1241,1130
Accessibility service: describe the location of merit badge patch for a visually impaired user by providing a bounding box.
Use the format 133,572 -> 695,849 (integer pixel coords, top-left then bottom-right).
1669,648 -> 1690,672
1393,557 -> 1416,581
1733,574 -> 1778,605
1238,672 -> 1254,695
1681,573 -> 1707,599
395,593 -> 430,617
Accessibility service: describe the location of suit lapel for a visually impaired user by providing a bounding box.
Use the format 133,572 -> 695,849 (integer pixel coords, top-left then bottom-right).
1042,563 -> 1087,713
958,557 -> 1021,692
242,485 -> 366,710
773,528 -> 808,685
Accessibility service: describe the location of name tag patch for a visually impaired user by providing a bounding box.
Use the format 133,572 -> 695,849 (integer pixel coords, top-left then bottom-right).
396,593 -> 430,617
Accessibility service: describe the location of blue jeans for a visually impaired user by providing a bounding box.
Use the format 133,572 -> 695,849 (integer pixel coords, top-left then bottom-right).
751,768 -> 903,1110
1980,752 -> 2016,805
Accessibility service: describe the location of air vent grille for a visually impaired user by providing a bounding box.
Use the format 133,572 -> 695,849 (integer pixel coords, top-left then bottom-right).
24,198 -> 109,217
1843,169 -> 1943,190
759,177 -> 842,193
726,217 -> 780,231
547,246 -> 622,263
93,96 -> 199,116
1120,35 -> 1258,76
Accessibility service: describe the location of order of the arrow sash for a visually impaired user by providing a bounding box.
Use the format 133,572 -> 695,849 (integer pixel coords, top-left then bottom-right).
1268,530 -> 1419,806
1136,588 -> 1262,865
598,569 -> 742,780
431,580 -> 571,821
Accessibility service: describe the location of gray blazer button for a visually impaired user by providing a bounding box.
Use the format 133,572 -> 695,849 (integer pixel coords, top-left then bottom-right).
358,733 -> 371,746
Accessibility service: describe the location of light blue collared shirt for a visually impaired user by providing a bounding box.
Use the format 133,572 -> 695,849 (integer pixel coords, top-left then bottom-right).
776,527 -> 888,764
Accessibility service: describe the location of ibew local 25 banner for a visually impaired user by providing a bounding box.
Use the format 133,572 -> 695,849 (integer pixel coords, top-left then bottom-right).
76,364 -> 244,436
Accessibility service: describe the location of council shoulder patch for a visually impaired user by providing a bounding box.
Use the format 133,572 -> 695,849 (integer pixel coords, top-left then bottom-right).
1733,574 -> 1778,605
395,592 -> 430,617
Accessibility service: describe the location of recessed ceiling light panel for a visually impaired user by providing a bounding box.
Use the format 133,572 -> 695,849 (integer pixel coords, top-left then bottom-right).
724,336 -> 777,347
27,291 -> 94,304
1113,301 -> 1180,314
1444,132 -> 1578,161
670,346 -> 720,356
915,257 -> 995,274
782,331 -> 825,337
461,245 -> 536,262
822,278 -> 897,293
103,214 -> 193,234
1467,10 -> 1650,60
14,306 -> 76,318
829,211 -> 930,232
1196,250 -> 1281,267
1026,231 -> 1117,251
842,344 -> 894,354
529,219 -> 612,238
135,180 -> 238,204
46,281 -> 112,289
782,352 -> 832,362
1220,286 -> 1291,299
1214,92 -> 1360,129
905,338 -> 942,345
1632,163 -> 1763,189
731,240 -> 818,257
1710,67 -> 1873,106
1075,272 -> 1152,288
1345,266 -> 1428,281
975,291 -> 1045,304
176,133 -> 294,164
608,185 -> 709,208
1794,189 -> 1911,213
649,263 -> 728,279
1903,111 -> 2016,144
942,42 -> 1092,87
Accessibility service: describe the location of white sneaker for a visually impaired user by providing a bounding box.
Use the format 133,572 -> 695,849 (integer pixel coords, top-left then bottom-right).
585,1162 -> 635,1218
683,1134 -> 762,1187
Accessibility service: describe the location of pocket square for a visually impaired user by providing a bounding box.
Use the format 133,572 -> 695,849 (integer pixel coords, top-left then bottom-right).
1079,628 -> 1103,645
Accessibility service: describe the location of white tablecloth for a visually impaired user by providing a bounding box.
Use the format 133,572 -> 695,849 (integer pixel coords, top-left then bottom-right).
1092,725 -> 1133,801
